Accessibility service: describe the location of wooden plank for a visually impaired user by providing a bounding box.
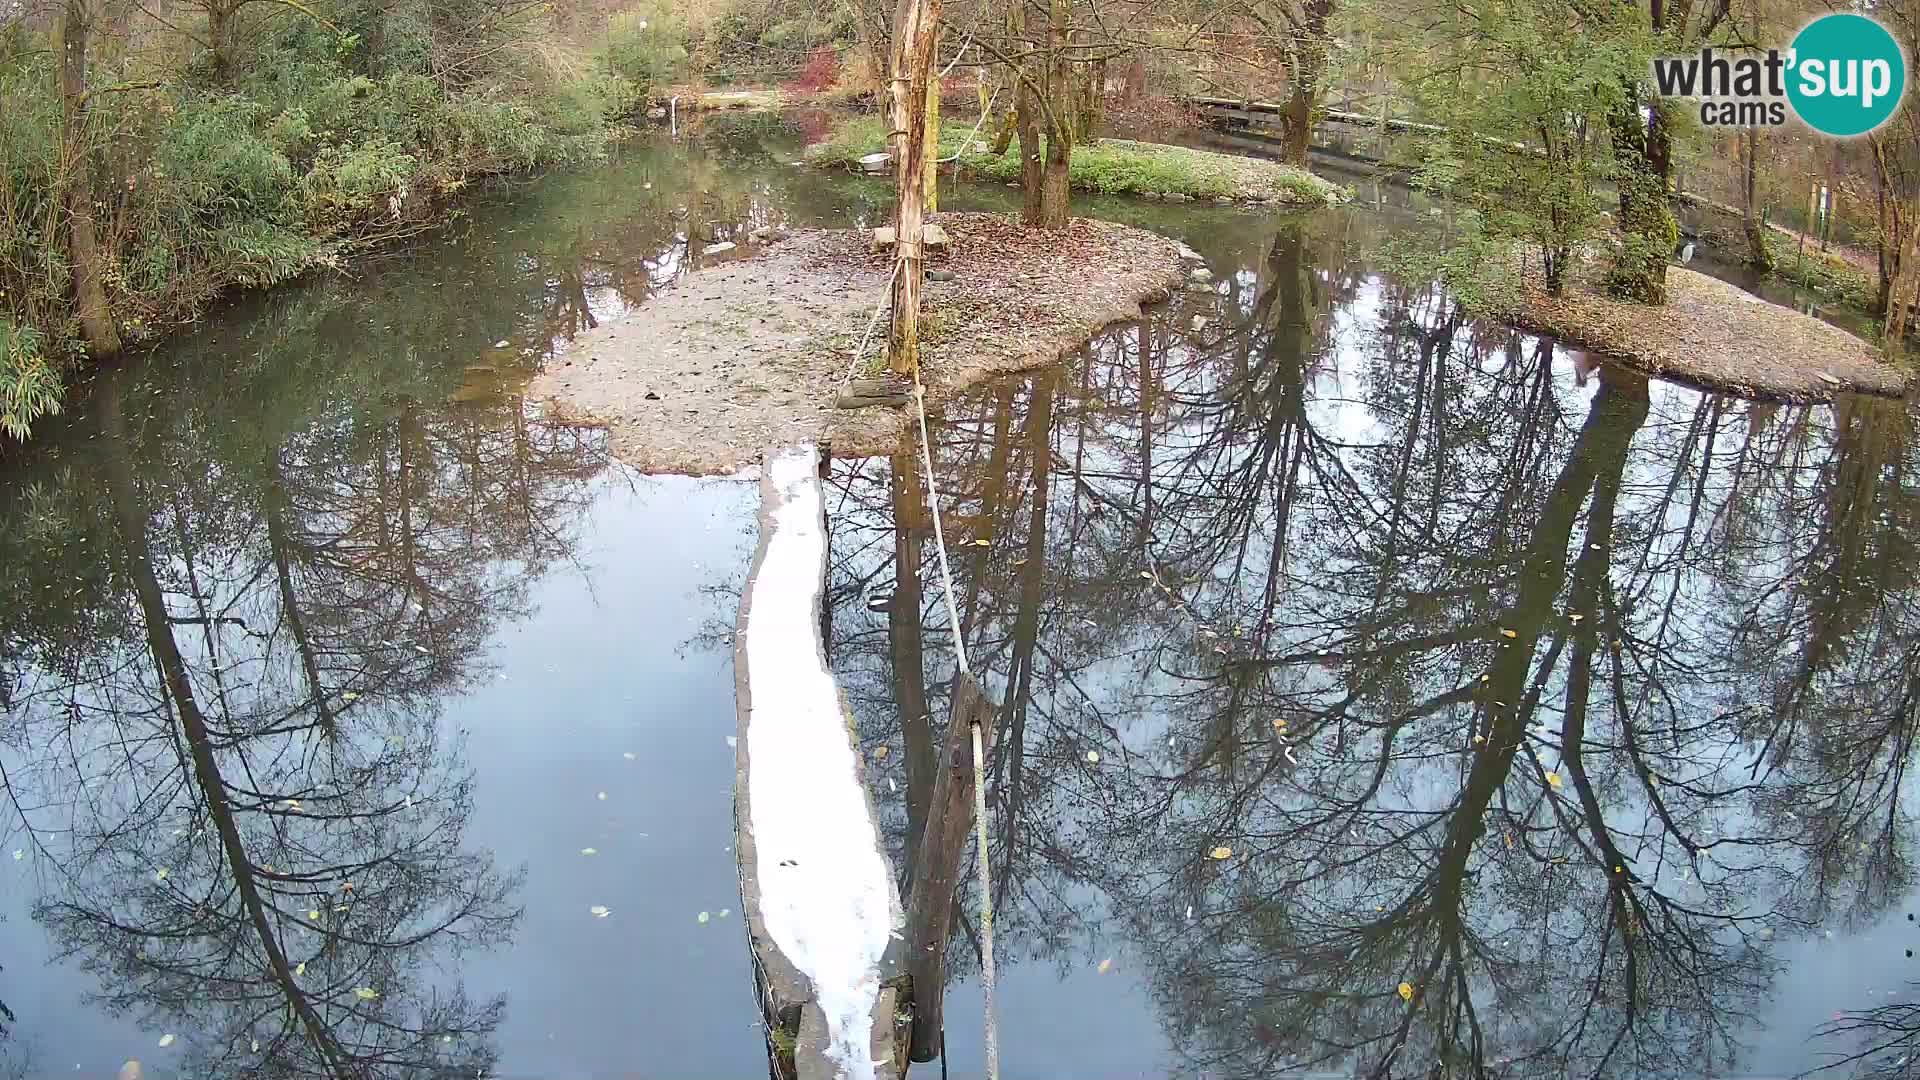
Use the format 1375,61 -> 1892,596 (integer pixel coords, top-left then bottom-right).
904,673 -> 996,1062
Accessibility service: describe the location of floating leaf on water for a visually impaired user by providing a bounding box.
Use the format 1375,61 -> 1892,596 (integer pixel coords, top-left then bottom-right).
308,910 -> 321,921
1499,628 -> 1517,638
1139,571 -> 1154,580
10,850 -> 19,861
155,868 -> 169,882
1086,750 -> 1100,763
581,848 -> 597,856
596,792 -> 607,801
623,752 -> 637,760
284,800 -> 302,812
295,962 -> 305,976
341,691 -> 359,703
698,911 -> 711,924
158,1035 -> 176,1048
1097,958 -> 1113,974
589,905 -> 612,918
725,736 -> 738,748
1397,982 -> 1414,1003
873,745 -> 890,760
1209,846 -> 1232,860
719,908 -> 730,918
1544,771 -> 1563,788
353,988 -> 380,1001
1184,905 -> 1193,921
250,1040 -> 259,1052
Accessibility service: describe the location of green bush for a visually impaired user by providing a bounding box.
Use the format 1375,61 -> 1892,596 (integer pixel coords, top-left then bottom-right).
0,0 -> 641,442
0,321 -> 60,440
602,6 -> 687,96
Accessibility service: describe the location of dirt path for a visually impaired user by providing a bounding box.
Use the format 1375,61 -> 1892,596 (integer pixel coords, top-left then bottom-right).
529,213 -> 1186,474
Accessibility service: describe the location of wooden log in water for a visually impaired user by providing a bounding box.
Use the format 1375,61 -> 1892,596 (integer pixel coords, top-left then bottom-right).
904,671 -> 996,1062
734,444 -> 908,1080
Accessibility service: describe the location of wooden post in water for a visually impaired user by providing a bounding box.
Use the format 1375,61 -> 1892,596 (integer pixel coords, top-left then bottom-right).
904,672 -> 994,1062
887,0 -> 941,376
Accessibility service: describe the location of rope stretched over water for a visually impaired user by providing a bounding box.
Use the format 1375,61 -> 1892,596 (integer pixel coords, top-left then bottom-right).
835,125 -> 1000,1078
911,381 -> 999,1080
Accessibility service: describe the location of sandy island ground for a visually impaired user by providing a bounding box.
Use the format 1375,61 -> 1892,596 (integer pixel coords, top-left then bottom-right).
1501,254 -> 1910,403
529,212 -> 1186,474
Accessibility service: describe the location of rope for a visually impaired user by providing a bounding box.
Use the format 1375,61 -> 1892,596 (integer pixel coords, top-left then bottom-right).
909,380 -> 998,1080
938,87 -> 1000,165
840,263 -> 903,391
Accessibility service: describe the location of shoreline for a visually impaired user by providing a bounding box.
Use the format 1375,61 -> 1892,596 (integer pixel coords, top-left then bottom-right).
529,212 -> 1188,474
1496,256 -> 1909,403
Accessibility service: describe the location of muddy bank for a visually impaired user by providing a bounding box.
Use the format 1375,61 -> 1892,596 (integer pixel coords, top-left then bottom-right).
1499,258 -> 1909,402
529,212 -> 1186,473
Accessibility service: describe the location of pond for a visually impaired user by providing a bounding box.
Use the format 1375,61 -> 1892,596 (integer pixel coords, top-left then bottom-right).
1,112 -> 1915,1079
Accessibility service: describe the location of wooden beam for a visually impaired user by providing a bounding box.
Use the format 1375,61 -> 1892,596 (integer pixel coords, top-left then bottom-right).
904,672 -> 995,1063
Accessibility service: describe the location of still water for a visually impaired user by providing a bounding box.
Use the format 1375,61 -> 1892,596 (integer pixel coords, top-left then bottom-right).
2,113 -> 1915,1079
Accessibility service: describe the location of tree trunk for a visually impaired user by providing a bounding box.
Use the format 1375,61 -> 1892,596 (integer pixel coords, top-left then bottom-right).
1123,52 -> 1146,102
924,27 -> 941,213
1016,80 -> 1043,227
1277,0 -> 1334,168
208,0 -> 234,79
1742,127 -> 1773,270
1604,92 -> 1676,304
60,0 -> 119,358
886,0 -> 940,374
1039,131 -> 1070,228
1035,0 -> 1071,230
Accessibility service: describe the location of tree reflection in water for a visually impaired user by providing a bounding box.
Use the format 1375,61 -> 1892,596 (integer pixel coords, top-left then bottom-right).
0,337 -> 611,1076
826,215 -> 1920,1078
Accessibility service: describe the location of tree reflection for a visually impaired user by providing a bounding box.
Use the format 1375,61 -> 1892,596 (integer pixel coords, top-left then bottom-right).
0,346 -> 611,1075
824,211 -> 1920,1077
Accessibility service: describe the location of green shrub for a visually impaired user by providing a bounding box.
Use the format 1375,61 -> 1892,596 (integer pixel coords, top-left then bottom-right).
602,6 -> 687,96
152,96 -> 297,220
0,321 -> 62,441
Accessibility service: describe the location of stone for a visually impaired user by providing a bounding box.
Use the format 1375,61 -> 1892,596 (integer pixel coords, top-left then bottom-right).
858,152 -> 892,174
1141,191 -> 1162,200
646,106 -> 666,120
704,241 -> 737,256
926,269 -> 956,282
1166,192 -> 1193,203
1191,316 -> 1209,333
749,226 -> 772,243
871,224 -> 950,253
1211,196 -> 1234,205
670,207 -> 689,219
1188,267 -> 1214,284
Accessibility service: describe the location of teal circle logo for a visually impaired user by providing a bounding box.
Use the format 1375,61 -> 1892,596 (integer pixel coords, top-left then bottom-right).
1787,14 -> 1906,137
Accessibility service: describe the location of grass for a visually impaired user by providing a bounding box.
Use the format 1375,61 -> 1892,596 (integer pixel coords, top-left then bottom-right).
807,117 -> 1340,206
1763,233 -> 1879,310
